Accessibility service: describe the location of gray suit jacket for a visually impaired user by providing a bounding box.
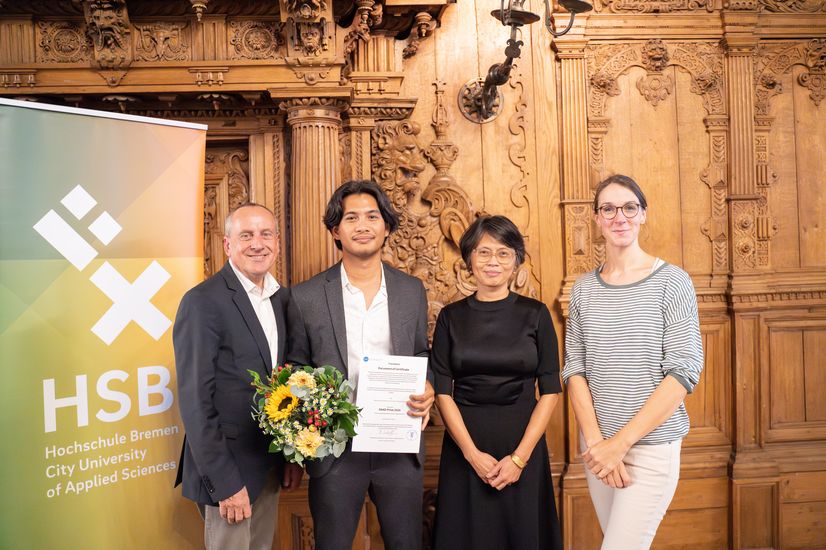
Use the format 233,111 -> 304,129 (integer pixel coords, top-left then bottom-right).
173,262 -> 287,505
286,262 -> 430,478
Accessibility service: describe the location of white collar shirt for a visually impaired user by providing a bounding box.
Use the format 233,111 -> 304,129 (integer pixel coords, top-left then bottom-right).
229,259 -> 280,369
341,264 -> 391,402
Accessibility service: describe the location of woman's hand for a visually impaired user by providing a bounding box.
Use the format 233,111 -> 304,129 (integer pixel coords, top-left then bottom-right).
583,436 -> 631,479
465,449 -> 498,483
599,461 -> 632,488
486,455 -> 524,491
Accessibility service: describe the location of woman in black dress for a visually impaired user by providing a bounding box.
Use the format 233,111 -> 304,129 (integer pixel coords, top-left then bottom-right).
431,215 -> 563,550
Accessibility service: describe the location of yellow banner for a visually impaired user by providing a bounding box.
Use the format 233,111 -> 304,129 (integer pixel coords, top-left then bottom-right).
0,98 -> 206,548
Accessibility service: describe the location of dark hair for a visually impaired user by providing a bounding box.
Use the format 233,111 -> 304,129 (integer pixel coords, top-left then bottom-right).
459,215 -> 526,268
224,202 -> 276,236
323,180 -> 400,250
593,174 -> 648,212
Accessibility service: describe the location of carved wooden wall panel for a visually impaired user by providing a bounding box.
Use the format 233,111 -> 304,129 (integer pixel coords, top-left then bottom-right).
3,0 -> 826,548
203,145 -> 250,277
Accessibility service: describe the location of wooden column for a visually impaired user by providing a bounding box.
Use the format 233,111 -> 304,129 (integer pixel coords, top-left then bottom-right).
556,36 -> 594,299
249,127 -> 289,284
281,98 -> 346,284
343,110 -> 376,181
724,14 -> 781,549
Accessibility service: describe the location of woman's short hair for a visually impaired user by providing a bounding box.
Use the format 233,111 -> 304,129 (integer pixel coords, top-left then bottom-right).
459,215 -> 526,268
323,180 -> 400,250
593,174 -> 648,212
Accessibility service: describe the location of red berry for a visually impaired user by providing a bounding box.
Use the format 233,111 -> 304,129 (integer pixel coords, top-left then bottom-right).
322,421 -> 328,427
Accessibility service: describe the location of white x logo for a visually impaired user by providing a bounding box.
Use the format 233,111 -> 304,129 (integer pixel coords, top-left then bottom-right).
89,261 -> 172,345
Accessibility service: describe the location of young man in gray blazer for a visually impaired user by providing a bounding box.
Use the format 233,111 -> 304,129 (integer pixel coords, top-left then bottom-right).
287,180 -> 434,550
174,204 -> 302,549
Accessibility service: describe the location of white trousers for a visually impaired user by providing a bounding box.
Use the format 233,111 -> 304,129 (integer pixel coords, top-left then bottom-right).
584,439 -> 681,550
203,470 -> 281,550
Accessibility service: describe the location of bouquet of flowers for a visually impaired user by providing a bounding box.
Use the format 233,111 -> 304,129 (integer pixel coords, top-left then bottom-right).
248,365 -> 360,465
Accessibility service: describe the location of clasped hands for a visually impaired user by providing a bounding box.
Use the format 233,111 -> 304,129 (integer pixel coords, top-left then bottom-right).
467,449 -> 524,491
582,436 -> 633,489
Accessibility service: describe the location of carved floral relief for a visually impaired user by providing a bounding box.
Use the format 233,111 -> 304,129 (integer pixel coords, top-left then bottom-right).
229,20 -> 285,60
592,0 -> 713,12
37,21 -> 91,63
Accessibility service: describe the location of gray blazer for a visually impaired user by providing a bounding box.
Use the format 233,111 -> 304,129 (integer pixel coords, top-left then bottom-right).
173,262 -> 287,505
286,262 -> 430,477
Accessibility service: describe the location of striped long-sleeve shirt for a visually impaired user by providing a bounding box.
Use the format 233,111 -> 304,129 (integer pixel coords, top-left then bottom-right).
562,262 -> 704,444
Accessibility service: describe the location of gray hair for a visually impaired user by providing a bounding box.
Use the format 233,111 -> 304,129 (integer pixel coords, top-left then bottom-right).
224,203 -> 277,236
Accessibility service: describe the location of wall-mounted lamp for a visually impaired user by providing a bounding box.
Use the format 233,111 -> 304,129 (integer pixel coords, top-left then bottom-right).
459,0 -> 592,123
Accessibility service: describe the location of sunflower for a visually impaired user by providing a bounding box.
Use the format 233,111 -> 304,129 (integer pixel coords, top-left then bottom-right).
287,371 -> 316,389
295,427 -> 324,457
264,386 -> 299,422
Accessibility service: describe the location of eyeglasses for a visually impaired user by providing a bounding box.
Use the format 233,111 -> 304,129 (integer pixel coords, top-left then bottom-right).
596,202 -> 641,220
473,248 -> 516,263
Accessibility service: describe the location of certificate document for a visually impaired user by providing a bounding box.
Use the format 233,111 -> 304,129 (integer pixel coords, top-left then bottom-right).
352,355 -> 428,453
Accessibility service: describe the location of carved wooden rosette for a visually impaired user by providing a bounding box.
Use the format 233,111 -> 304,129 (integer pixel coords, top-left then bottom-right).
37,21 -> 91,63
203,149 -> 250,278
281,97 -> 347,283
584,39 -> 728,274
228,20 -> 284,60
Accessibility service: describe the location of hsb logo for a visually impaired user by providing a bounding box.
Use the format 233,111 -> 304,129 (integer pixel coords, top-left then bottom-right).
33,184 -> 172,345
33,185 -> 175,432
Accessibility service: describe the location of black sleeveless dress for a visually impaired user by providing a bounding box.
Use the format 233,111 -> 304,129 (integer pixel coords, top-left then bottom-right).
431,292 -> 563,550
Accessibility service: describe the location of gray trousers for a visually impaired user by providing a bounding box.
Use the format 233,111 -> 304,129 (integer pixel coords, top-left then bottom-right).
203,469 -> 281,550
309,450 -> 423,550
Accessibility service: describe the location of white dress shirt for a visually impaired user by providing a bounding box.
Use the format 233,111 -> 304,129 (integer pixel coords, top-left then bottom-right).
229,260 -> 280,369
341,264 -> 391,402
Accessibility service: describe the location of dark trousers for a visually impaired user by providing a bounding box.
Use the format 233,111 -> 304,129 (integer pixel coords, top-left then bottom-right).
309,450 -> 423,550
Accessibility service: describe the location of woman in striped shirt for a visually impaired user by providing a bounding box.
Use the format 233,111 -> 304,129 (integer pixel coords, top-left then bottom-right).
562,174 -> 703,549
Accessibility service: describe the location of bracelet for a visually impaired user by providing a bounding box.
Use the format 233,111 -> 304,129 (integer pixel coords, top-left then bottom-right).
510,453 -> 527,469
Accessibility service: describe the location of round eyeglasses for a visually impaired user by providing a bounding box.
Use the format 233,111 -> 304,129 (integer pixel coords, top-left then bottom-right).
473,248 -> 516,263
596,202 -> 641,220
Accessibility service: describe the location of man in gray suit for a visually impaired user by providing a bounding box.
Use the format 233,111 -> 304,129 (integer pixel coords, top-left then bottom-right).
174,203 -> 302,549
287,180 -> 434,550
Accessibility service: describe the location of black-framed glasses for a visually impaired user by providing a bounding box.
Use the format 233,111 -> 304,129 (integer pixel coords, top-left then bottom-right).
473,248 -> 516,263
596,202 -> 641,220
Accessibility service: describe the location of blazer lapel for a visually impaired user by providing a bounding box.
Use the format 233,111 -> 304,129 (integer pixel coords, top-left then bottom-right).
385,264 -> 403,355
222,264 -> 273,376
271,289 -> 287,366
325,264 -> 349,375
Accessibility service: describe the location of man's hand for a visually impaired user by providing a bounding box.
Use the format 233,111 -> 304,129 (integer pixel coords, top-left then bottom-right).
219,486 -> 251,525
407,380 -> 435,429
282,463 -> 303,492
